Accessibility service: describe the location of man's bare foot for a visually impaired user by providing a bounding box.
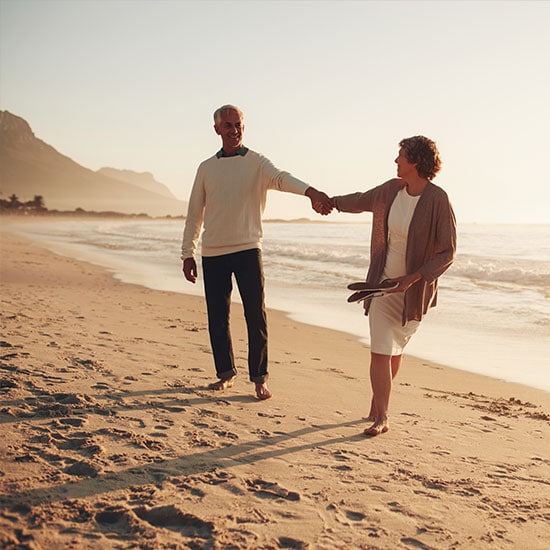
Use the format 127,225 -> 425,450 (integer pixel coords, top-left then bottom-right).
363,416 -> 389,436
208,376 -> 236,391
255,383 -> 272,400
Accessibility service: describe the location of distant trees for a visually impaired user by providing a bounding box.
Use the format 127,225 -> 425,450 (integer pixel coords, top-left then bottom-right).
29,195 -> 45,210
0,194 -> 47,213
0,195 -> 156,218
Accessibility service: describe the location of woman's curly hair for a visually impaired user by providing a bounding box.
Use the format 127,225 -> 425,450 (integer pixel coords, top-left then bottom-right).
399,136 -> 442,180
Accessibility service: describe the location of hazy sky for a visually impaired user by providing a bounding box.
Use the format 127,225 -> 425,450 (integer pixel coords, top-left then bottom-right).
1,0 -> 549,223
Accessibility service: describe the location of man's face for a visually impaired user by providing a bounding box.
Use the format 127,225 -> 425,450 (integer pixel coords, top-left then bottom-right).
214,109 -> 244,152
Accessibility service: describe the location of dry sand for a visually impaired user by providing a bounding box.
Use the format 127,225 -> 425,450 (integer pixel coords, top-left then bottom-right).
1,225 -> 549,549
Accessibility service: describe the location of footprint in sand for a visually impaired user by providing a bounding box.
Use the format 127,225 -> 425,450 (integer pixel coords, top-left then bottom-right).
257,411 -> 286,419
401,536 -> 434,549
64,459 -> 102,477
345,510 -> 366,521
95,506 -> 141,535
245,479 -> 300,501
213,428 -> 239,441
332,449 -> 352,462
327,503 -> 367,525
278,536 -> 309,549
251,428 -> 272,439
91,382 -> 111,390
197,408 -> 234,422
0,377 -> 19,389
134,505 -> 215,538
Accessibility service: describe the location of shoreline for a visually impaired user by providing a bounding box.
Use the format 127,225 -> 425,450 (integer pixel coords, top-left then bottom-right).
4,216 -> 549,393
1,226 -> 549,548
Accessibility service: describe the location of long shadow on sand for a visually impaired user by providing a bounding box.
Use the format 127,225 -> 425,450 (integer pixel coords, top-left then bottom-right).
1,414 -> 367,507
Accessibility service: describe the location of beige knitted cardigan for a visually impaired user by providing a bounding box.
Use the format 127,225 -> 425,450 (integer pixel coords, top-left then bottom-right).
334,178 -> 457,325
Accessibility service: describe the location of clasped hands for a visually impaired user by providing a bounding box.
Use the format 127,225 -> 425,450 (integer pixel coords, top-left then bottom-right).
305,188 -> 334,216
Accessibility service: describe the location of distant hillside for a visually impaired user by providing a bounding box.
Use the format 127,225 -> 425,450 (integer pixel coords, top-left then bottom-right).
97,167 -> 177,200
0,111 -> 186,217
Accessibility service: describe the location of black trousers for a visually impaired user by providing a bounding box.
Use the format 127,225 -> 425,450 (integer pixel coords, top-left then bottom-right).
202,248 -> 268,383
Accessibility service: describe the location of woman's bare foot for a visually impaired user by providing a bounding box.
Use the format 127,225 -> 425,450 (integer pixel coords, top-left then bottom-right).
255,383 -> 272,400
363,416 -> 389,436
367,398 -> 377,422
208,376 -> 236,391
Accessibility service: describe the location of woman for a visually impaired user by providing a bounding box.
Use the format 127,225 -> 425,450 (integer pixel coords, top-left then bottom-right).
332,136 -> 456,436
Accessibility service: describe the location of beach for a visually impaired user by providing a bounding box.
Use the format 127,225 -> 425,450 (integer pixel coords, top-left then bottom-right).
1,224 -> 549,549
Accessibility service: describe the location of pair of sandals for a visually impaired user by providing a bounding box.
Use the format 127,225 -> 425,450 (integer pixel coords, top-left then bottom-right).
347,279 -> 399,303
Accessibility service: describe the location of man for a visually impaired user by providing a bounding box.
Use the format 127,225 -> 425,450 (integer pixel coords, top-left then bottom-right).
181,104 -> 332,400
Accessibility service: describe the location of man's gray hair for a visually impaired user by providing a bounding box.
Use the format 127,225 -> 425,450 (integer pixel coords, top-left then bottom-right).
213,104 -> 244,124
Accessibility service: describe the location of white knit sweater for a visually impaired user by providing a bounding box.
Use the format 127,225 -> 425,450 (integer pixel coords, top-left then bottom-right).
181,149 -> 309,259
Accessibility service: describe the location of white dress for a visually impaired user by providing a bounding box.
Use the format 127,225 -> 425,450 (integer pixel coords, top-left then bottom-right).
369,188 -> 421,355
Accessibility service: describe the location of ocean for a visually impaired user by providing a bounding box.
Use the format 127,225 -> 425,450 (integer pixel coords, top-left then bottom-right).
8,219 -> 550,392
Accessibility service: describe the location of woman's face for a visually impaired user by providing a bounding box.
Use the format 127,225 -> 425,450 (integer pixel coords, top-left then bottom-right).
395,147 -> 417,179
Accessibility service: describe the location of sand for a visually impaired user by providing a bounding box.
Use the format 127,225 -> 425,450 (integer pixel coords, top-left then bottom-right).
1,224 -> 549,549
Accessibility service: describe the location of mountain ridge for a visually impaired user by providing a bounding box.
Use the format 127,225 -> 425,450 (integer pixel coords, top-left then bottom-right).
97,167 -> 177,200
0,111 -> 186,216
